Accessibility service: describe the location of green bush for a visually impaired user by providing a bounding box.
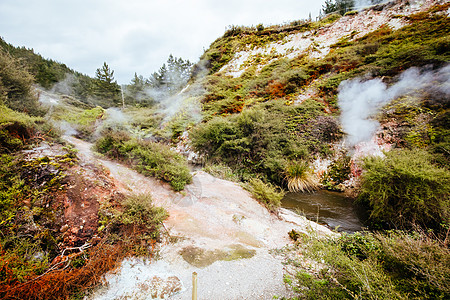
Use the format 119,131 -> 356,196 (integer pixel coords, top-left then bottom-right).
191,100 -> 331,187
95,131 -> 192,191
322,152 -> 351,191
243,178 -> 285,212
0,50 -> 44,116
0,105 -> 48,153
113,194 -> 168,240
358,149 -> 450,233
286,232 -> 400,300
285,230 -> 449,299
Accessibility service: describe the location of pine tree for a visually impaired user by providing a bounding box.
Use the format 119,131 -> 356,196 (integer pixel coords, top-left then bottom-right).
322,0 -> 355,15
147,55 -> 192,93
124,73 -> 155,106
92,62 -> 121,106
322,0 -> 337,14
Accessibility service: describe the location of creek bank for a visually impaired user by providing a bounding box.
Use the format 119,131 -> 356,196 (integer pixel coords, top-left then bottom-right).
282,190 -> 369,233
62,136 -> 335,299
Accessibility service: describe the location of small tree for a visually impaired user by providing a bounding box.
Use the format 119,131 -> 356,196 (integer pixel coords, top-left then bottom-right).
92,62 -> 121,106
124,73 -> 155,106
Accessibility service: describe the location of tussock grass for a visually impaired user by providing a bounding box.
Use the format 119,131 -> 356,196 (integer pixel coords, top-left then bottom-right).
284,161 -> 320,193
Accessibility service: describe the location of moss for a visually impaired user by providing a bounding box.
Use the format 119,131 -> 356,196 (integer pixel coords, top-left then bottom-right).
179,244 -> 256,268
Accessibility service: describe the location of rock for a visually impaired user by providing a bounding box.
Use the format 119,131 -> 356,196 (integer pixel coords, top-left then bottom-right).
60,224 -> 69,233
143,275 -> 183,299
90,259 -> 185,300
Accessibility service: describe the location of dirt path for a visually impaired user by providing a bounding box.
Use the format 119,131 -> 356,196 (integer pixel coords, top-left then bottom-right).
64,136 -> 334,299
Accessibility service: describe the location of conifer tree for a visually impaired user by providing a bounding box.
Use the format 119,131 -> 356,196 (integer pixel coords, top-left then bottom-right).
92,62 -> 121,106
124,73 -> 154,106
147,55 -> 192,93
322,0 -> 355,15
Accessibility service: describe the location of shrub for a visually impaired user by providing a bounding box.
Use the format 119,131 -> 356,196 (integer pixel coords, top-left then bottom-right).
322,152 -> 351,190
374,230 -> 450,298
95,131 -> 192,191
285,230 -> 450,300
0,242 -> 125,300
0,50 -> 44,116
243,178 -> 285,212
358,149 -> 450,233
0,106 -> 44,153
110,193 -> 168,241
191,100 -> 329,187
286,232 -> 400,300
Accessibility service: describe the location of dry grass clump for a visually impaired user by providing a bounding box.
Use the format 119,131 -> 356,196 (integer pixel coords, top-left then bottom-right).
284,161 -> 320,193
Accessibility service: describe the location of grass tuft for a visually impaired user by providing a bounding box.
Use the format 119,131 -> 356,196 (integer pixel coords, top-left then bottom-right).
243,178 -> 285,213
284,161 -> 320,193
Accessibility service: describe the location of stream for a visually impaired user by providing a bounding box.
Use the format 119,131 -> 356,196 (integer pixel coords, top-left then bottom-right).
282,190 -> 369,233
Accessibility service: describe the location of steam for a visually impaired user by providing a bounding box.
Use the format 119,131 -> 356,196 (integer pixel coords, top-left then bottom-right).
58,121 -> 78,136
353,0 -> 391,10
93,107 -> 131,139
50,73 -> 76,95
159,84 -> 204,125
38,90 -> 60,106
338,65 -> 450,147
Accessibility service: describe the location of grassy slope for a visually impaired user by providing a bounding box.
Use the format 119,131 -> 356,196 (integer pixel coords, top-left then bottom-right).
190,2 -> 449,189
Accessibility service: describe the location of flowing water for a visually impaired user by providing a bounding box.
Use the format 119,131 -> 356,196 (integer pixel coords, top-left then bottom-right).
282,190 -> 368,233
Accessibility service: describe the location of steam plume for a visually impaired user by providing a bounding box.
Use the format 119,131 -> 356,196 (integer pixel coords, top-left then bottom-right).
338,65 -> 450,147
93,107 -> 130,139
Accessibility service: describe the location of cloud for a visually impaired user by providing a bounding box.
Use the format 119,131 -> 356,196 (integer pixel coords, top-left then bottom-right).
0,0 -> 323,84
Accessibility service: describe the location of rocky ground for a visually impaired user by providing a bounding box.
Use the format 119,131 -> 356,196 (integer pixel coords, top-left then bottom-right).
220,0 -> 440,78
59,136 -> 335,299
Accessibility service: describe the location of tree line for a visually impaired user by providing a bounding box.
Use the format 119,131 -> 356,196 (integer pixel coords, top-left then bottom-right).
321,0 -> 385,16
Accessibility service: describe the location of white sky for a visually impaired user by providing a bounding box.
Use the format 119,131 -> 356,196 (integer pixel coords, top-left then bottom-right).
0,0 -> 324,84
